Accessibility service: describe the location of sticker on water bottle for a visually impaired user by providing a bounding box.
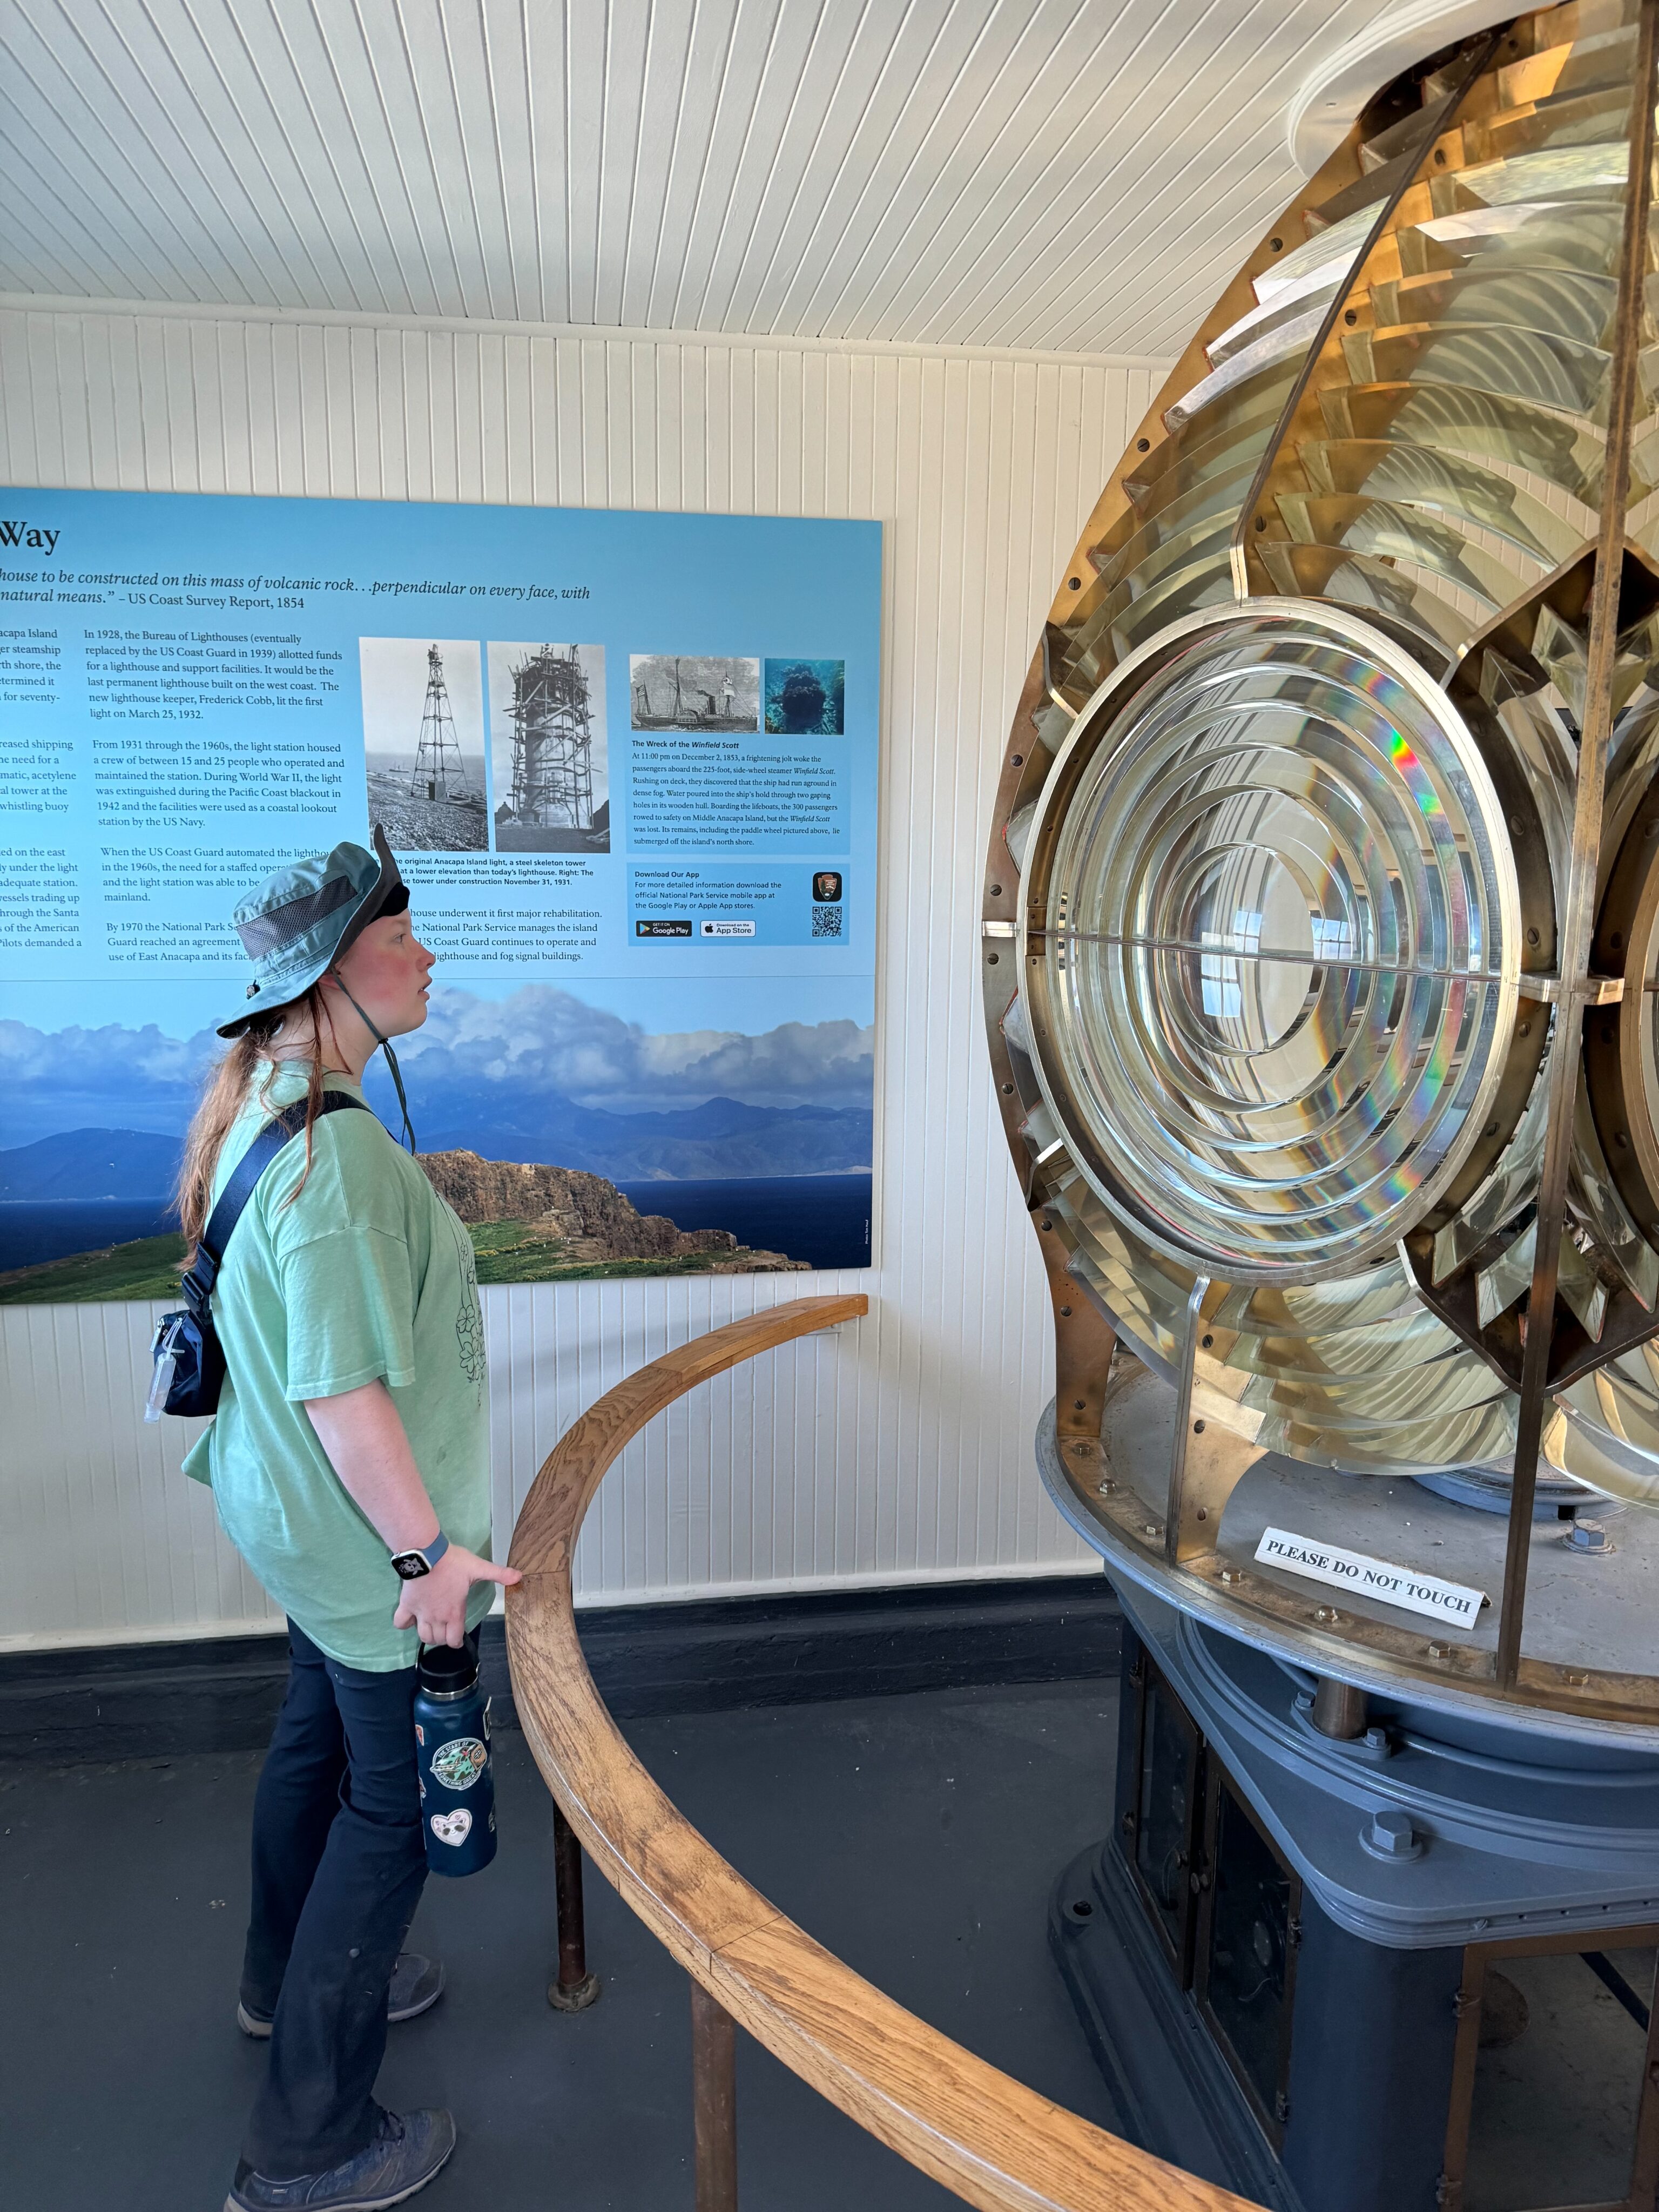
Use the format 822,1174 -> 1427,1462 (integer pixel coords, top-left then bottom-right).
430,1809 -> 472,1847
430,1737 -> 488,1791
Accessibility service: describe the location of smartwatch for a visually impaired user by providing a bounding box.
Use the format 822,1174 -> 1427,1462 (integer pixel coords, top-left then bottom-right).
390,1531 -> 450,1581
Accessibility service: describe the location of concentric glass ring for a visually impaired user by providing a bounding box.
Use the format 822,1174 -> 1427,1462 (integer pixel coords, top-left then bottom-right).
1021,604 -> 1523,1283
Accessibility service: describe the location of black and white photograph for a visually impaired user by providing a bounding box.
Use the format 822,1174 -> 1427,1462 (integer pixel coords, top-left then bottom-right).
629,652 -> 759,732
360,635 -> 489,851
487,641 -> 609,853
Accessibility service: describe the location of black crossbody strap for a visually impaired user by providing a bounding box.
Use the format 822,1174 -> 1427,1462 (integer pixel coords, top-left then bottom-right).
183,1093 -> 375,1312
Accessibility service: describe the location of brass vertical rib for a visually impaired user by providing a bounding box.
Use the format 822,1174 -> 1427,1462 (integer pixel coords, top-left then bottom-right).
1498,0 -> 1659,1689
1163,1275 -> 1210,1564
1226,29 -> 1503,601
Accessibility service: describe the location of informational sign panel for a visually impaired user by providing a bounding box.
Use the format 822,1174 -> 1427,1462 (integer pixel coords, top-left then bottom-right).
0,490 -> 879,1299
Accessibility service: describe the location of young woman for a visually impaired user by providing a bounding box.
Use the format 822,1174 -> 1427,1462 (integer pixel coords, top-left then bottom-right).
175,831 -> 518,2212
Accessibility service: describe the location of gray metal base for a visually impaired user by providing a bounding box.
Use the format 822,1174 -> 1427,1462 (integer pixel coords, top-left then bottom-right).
1050,1837 -> 1303,2212
1051,1583 -> 1659,2211
1121,1581 -> 1659,1948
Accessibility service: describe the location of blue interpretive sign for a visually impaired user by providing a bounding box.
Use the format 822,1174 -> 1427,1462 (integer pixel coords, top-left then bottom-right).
0,490 -> 880,1295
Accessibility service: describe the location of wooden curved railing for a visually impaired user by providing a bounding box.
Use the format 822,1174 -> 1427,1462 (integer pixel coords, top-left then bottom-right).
505,1295 -> 1249,2212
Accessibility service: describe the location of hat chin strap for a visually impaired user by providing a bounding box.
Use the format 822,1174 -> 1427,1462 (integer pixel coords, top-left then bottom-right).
329,970 -> 417,1154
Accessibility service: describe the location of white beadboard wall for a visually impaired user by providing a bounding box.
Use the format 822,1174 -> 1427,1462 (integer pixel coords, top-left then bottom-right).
0,303 -> 1159,1651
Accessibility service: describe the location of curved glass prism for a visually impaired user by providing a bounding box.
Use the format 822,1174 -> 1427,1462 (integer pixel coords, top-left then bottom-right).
1023,606 -> 1523,1282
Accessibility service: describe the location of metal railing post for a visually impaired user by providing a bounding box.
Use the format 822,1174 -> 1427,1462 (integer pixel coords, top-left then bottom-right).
691,1978 -> 739,2212
547,1797 -> 601,2012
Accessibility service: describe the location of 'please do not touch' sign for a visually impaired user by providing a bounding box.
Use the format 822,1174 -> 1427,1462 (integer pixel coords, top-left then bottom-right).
1252,1527 -> 1486,1630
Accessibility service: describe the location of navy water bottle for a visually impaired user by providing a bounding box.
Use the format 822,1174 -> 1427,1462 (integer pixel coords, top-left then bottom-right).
413,1640 -> 497,1876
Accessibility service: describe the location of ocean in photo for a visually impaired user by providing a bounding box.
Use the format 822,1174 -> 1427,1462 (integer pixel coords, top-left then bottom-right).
0,1200 -> 181,1273
618,1173 -> 871,1271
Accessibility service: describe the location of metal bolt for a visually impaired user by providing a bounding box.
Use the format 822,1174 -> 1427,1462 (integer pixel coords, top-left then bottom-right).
1344,308 -> 1357,326
1565,1518 -> 1614,1554
1097,1477 -> 1116,1495
990,883 -> 1002,896
1201,1333 -> 1213,1348
1427,1642 -> 1446,1659
1196,1507 -> 1208,1521
987,951 -> 999,964
1010,753 -> 1023,767
1218,1567 -> 1242,1584
1313,1604 -> 1341,1624
1527,926 -> 1540,946
1361,1807 -> 1421,1861
1143,1522 -> 1160,1538
1001,1082 -> 1013,1094
1060,1304 -> 1073,1317
1193,1419 -> 1205,1434
1073,1397 -> 1085,1410
1068,576 -> 1081,590
1136,437 -> 1150,453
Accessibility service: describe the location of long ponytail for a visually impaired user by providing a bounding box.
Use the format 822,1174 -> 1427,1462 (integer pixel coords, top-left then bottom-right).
174,987 -> 331,1264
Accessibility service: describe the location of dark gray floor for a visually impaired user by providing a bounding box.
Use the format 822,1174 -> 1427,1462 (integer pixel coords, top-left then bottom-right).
2,1678 -> 1124,2211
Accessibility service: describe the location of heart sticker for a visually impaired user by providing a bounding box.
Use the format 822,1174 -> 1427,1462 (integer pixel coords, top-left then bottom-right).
430,1809 -> 473,1847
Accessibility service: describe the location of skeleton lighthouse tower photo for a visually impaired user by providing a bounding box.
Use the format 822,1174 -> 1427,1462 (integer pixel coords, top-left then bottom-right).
493,642 -> 610,854
408,643 -> 471,804
983,7 -> 1659,2208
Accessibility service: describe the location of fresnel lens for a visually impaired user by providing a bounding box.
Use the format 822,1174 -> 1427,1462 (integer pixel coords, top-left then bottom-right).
986,2 -> 1659,1727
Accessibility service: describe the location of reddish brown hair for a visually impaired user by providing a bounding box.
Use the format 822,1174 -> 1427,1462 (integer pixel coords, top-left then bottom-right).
175,987 -> 333,1264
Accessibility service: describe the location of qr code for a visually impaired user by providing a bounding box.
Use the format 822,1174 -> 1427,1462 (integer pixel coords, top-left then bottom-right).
811,904 -> 844,938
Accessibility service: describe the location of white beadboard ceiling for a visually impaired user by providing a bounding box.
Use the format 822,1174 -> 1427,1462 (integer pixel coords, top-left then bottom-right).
2,0 -> 1419,359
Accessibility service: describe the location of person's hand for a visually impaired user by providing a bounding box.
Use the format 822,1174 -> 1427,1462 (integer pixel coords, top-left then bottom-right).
393,1543 -> 522,1647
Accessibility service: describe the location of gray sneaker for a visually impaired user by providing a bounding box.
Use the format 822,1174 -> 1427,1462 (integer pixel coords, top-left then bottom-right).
226,2105 -> 455,2211
237,1954 -> 445,2039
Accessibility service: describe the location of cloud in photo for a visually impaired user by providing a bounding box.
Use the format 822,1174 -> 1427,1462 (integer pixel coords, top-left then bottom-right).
403,985 -> 873,1111
1,986 -> 874,1148
0,1018 -> 215,1142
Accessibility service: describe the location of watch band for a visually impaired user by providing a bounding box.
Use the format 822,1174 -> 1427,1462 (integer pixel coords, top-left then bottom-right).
390,1530 -> 450,1579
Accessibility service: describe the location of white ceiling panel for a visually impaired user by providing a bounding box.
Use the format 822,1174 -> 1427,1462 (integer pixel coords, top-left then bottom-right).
0,0 -> 1421,356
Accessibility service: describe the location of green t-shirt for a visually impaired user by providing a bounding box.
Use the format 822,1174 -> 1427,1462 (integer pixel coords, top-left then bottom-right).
181,1062 -> 494,1671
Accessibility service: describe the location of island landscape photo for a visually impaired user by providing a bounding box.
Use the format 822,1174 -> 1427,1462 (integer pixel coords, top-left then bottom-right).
0,984 -> 873,1300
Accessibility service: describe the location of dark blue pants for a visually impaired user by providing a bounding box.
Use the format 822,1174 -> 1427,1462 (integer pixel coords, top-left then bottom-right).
239,1622 -> 428,2177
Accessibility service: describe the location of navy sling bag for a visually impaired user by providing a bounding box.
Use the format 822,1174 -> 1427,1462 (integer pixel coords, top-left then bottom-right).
145,1093 -> 374,1421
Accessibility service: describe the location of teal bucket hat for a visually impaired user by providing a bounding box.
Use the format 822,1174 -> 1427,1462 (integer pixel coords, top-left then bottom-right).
218,825 -> 406,1038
